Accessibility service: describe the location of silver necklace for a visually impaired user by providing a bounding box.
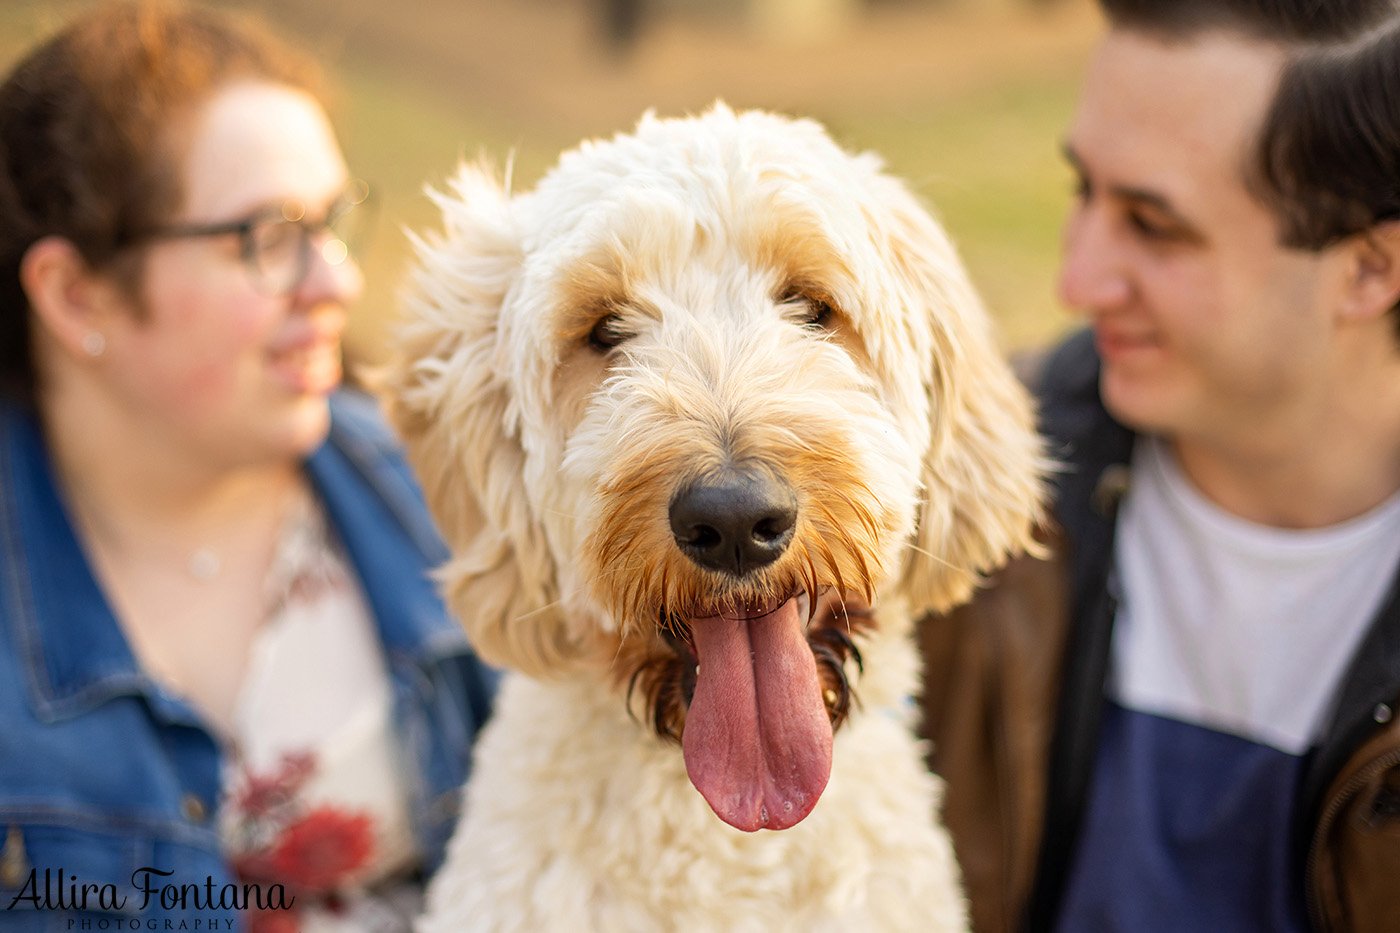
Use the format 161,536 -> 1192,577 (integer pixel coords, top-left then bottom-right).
187,547 -> 222,582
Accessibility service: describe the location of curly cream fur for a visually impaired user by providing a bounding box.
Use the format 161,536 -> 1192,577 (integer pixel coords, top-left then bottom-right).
387,104 -> 1046,932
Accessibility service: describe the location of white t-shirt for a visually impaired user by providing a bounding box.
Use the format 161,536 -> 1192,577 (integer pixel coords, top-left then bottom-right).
1111,436 -> 1400,754
1058,436 -> 1400,932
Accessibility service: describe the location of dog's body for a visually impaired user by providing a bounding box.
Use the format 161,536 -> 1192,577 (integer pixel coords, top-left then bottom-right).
389,105 -> 1044,932
423,633 -> 962,931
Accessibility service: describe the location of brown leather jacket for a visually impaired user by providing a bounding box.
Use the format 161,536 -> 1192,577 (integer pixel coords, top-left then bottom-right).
919,545 -> 1069,933
918,331 -> 1400,933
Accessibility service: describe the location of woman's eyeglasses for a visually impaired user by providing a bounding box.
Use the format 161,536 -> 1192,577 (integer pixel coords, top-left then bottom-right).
138,180 -> 372,297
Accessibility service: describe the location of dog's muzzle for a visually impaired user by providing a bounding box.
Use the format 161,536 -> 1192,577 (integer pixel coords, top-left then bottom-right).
668,467 -> 797,576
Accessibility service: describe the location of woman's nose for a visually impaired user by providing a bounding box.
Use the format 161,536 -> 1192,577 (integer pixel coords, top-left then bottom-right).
296,232 -> 365,306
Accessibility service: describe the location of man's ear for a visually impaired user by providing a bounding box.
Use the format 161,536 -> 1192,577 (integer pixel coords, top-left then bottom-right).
19,236 -> 124,358
1340,220 -> 1400,323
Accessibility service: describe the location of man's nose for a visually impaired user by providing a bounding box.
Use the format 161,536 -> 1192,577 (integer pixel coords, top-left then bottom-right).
1058,205 -> 1132,314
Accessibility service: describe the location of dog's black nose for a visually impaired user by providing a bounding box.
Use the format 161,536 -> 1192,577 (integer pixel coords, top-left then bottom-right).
669,469 -> 797,577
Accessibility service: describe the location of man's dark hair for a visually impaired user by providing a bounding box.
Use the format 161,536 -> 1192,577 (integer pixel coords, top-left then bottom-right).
1101,0 -> 1400,330
1098,0 -> 1395,43
1259,21 -> 1400,251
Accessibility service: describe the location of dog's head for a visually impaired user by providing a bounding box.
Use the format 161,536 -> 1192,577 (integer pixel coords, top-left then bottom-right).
389,104 -> 1044,832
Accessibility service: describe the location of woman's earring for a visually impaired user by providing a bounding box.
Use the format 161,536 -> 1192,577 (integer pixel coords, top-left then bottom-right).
80,331 -> 105,357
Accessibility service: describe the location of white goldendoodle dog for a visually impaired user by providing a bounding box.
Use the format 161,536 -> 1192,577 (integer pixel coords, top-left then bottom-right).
388,103 -> 1044,932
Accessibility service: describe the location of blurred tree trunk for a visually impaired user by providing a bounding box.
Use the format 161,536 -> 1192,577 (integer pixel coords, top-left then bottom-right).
601,0 -> 643,53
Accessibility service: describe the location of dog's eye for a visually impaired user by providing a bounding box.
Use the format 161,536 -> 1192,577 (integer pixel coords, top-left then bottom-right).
802,298 -> 835,330
589,314 -> 631,352
780,289 -> 836,331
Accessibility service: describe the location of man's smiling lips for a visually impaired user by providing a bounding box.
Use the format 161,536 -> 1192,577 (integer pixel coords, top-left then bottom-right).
1094,322 -> 1162,361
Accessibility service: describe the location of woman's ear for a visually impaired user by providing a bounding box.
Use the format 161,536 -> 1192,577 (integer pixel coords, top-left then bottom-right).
1339,220 -> 1400,323
19,236 -> 124,358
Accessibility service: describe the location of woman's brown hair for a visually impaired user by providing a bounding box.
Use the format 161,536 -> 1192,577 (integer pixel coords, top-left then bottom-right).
0,0 -> 325,404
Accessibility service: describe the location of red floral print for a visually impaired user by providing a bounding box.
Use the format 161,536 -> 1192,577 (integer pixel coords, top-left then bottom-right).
229,751 -> 378,931
266,807 -> 375,893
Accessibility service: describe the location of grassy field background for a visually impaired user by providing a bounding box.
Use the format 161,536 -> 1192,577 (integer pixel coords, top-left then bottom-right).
0,0 -> 1099,364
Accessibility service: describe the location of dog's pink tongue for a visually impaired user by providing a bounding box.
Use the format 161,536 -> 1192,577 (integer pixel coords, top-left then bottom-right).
682,597 -> 832,831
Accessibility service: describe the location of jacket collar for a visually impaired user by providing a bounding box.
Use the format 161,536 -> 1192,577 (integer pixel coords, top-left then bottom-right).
3,393 -> 465,724
1026,329 -> 1136,930
307,393 -> 468,666
0,403 -> 200,725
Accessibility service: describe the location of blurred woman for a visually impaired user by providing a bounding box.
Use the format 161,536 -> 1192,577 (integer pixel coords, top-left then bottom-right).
0,3 -> 495,930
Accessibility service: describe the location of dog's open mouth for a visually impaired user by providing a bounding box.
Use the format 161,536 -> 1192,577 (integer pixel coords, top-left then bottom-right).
679,593 -> 832,832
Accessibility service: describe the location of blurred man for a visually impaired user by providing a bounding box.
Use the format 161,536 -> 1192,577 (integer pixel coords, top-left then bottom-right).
921,1 -> 1400,930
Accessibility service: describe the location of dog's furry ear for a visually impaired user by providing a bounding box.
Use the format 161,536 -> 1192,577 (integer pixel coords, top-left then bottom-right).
876,178 -> 1047,614
386,162 -> 578,678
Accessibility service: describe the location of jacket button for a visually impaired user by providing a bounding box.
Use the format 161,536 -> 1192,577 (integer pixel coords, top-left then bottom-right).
180,794 -> 209,822
1092,464 -> 1132,517
1375,703 -> 1394,724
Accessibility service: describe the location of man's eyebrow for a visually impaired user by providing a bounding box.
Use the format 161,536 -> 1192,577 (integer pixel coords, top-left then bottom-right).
1061,140 -> 1086,178
1061,140 -> 1191,222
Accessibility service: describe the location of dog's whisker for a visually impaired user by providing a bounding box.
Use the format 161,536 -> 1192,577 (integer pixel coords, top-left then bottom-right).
512,598 -> 565,622
900,540 -> 970,574
609,623 -> 632,672
835,594 -> 853,636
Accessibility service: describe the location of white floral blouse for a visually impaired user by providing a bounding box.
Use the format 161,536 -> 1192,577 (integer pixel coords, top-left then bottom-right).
221,493 -> 421,933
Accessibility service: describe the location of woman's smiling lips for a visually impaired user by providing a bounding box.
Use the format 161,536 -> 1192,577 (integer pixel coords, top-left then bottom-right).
267,317 -> 344,395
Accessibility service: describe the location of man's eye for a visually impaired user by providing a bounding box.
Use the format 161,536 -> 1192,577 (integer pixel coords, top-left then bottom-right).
1128,211 -> 1175,240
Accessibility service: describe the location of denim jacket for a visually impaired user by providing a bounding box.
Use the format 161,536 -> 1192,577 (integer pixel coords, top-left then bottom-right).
0,392 -> 497,932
